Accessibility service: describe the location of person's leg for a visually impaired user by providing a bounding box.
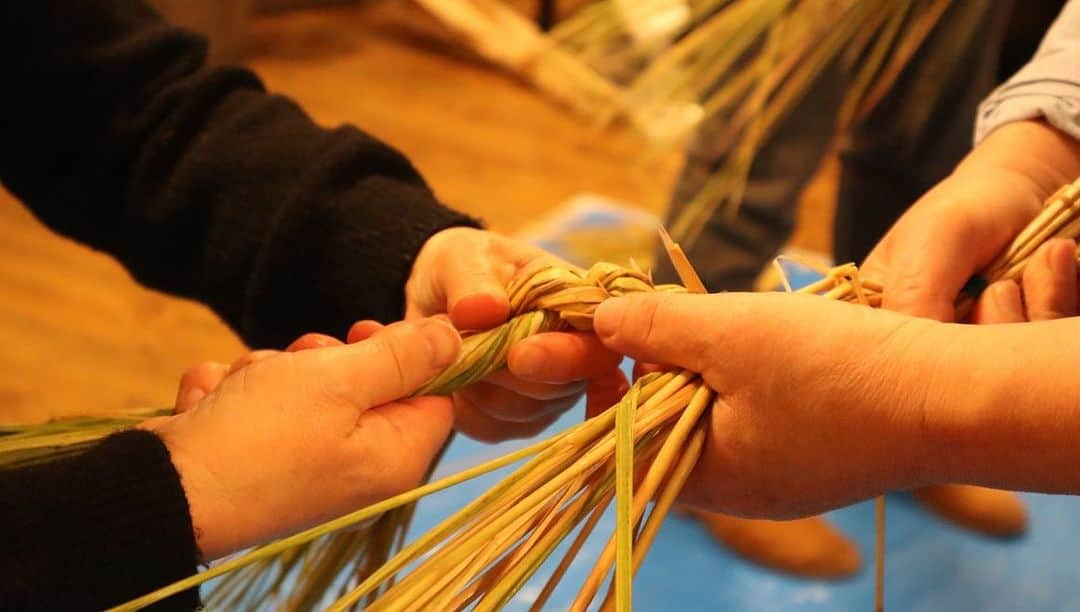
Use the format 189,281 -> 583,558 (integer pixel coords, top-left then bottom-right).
833,2 -> 1012,265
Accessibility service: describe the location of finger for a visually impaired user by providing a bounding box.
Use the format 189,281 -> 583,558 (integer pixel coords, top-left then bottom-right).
452,393 -> 561,443
1023,238 -> 1078,321
585,368 -> 629,419
594,293 -> 726,373
438,245 -> 511,331
456,380 -> 580,423
137,415 -> 173,431
353,316 -> 451,343
633,361 -> 668,380
969,281 -> 1025,324
325,317 -> 461,408
879,220 -> 1009,322
228,350 -> 281,375
451,293 -> 511,333
507,332 -> 624,384
287,333 -> 344,352
175,362 -> 229,413
482,369 -> 587,401
347,320 -> 385,344
877,188 -> 1041,321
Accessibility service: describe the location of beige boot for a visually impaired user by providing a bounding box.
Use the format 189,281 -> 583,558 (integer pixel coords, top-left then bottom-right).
913,484 -> 1028,538
682,507 -> 861,579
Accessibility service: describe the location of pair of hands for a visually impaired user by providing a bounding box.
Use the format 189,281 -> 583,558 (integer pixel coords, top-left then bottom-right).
145,228 -> 625,561
593,119 -> 1080,519
151,119 -> 1080,559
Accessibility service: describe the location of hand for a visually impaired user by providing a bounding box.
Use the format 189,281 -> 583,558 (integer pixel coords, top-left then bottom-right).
910,239 -> 1076,536
173,332 -> 344,413
861,120 -> 1080,321
968,238 -> 1078,324
592,237 -> 1080,520
143,318 -> 461,561
406,227 -> 627,441
594,291 -> 943,519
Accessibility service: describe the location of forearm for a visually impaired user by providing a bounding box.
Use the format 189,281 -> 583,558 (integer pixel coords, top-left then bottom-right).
2,0 -> 479,348
921,318 -> 1080,493
0,431 -> 198,610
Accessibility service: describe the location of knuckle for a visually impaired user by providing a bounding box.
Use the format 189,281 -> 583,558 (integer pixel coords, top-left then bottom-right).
378,333 -> 412,395
179,362 -> 223,389
631,296 -> 663,347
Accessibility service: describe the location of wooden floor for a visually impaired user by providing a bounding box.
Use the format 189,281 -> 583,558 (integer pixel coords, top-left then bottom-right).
0,2 -> 832,424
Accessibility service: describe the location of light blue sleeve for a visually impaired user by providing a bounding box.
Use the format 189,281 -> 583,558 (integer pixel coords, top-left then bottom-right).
975,0 -> 1080,143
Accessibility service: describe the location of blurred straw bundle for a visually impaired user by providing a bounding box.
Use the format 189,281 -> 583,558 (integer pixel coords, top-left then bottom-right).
0,411 -> 167,469
418,0 -> 992,250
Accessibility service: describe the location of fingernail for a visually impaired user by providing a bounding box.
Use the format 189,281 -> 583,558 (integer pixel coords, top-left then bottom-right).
593,298 -> 627,340
512,342 -> 546,378
420,318 -> 460,367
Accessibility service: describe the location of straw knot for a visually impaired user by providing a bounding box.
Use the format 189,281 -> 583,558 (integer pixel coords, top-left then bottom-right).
507,262 -> 687,331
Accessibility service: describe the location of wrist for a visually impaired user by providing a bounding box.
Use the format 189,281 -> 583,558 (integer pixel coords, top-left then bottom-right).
140,418 -> 236,561
871,316 -> 972,491
912,323 -> 1024,489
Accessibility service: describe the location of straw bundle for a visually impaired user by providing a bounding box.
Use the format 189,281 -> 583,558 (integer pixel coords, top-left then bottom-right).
0,410 -> 166,469
413,1 -> 995,253
553,0 -> 990,247
410,1 -> 981,254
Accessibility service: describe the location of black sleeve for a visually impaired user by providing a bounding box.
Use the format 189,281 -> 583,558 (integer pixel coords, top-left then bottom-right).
0,430 -> 199,611
0,1 -> 480,348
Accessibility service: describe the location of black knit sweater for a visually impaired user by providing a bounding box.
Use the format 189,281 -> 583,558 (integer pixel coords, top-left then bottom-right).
0,0 -> 478,609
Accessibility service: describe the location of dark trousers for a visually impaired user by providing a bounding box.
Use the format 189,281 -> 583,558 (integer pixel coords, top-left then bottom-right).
653,1 -> 1020,289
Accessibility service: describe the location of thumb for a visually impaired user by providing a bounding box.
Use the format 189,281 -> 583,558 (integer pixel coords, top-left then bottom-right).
323,318 -> 461,408
593,293 -> 722,374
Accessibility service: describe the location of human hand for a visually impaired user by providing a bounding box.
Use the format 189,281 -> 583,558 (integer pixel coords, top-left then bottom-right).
862,120 -> 1080,321
176,323 -> 461,415
594,291 -> 946,519
143,318 -> 460,561
173,333 -> 345,413
968,238 -> 1078,324
407,227 -> 626,441
859,121 -> 1080,535
904,238 -> 1077,536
